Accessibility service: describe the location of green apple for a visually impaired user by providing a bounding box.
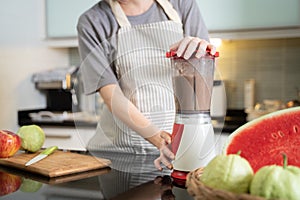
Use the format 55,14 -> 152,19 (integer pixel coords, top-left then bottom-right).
17,125 -> 45,153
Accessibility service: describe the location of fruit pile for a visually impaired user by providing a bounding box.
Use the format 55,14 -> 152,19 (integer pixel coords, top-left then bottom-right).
192,107 -> 300,200
0,125 -> 46,197
0,125 -> 45,158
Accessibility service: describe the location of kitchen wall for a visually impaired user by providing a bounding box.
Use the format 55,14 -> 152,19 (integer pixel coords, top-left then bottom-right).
0,0 -> 69,132
69,38 -> 300,110
217,38 -> 300,109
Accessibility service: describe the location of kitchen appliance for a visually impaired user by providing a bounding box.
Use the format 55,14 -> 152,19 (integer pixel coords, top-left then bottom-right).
17,67 -> 101,152
31,66 -> 101,123
32,66 -> 80,112
211,80 -> 226,118
244,79 -> 255,111
166,49 -> 219,183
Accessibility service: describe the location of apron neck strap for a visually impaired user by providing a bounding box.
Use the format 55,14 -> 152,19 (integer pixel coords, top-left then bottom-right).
107,0 -> 182,27
107,0 -> 131,27
156,0 -> 181,24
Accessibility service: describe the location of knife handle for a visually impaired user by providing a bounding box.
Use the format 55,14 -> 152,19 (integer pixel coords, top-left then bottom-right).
41,146 -> 58,155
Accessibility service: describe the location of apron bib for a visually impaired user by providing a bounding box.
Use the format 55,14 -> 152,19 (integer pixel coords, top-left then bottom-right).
88,0 -> 183,154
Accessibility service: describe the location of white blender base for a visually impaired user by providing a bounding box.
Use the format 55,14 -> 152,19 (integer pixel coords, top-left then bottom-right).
172,123 -> 216,172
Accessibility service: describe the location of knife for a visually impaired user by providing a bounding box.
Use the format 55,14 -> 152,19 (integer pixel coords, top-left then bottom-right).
25,146 -> 58,166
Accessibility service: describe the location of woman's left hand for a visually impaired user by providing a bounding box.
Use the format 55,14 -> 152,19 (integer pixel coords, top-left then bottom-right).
154,131 -> 174,171
170,36 -> 216,60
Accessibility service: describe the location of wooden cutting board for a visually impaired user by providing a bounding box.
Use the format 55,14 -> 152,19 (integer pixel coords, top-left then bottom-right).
0,150 -> 111,178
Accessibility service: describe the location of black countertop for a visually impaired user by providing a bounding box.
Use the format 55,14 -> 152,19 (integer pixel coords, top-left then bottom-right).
0,152 -> 193,200
18,108 -> 247,134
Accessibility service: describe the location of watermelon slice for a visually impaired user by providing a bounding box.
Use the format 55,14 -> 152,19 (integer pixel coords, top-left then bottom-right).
223,106 -> 300,172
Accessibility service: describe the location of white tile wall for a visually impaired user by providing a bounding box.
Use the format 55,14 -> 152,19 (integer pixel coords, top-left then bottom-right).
216,38 -> 300,108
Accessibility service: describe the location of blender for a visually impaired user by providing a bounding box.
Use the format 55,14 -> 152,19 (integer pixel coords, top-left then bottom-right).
166,49 -> 219,184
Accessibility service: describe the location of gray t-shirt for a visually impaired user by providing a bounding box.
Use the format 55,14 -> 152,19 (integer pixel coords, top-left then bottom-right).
77,0 -> 209,95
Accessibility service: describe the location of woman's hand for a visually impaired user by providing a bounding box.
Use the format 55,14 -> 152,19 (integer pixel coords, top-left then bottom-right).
154,131 -> 175,171
170,36 -> 216,60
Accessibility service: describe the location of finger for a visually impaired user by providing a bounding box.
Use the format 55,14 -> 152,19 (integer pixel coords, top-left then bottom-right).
160,155 -> 173,170
154,153 -> 173,170
195,40 -> 209,58
154,158 -> 163,171
161,145 -> 175,160
208,44 -> 217,55
176,37 -> 193,57
160,131 -> 172,144
183,37 -> 201,60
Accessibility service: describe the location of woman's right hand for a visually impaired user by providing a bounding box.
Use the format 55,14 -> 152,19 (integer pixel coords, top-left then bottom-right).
170,36 -> 216,60
154,131 -> 175,171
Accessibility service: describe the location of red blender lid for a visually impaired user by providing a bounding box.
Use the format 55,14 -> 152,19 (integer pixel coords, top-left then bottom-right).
166,48 -> 219,58
166,51 -> 177,58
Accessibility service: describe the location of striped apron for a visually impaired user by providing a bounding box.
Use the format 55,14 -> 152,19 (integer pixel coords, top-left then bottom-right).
88,0 -> 184,154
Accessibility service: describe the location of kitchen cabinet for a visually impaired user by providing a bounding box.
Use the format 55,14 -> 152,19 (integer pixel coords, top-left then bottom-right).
46,0 -> 300,47
46,0 -> 98,38
197,0 -> 300,39
197,0 -> 300,31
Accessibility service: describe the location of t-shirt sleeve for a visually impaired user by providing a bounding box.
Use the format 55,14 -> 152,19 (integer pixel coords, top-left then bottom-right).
175,0 -> 210,42
77,14 -> 118,95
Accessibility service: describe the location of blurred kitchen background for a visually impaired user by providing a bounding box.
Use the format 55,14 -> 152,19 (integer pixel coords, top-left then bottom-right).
1,0 -> 300,137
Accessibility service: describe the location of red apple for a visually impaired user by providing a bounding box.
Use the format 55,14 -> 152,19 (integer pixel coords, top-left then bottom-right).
0,171 -> 22,196
0,130 -> 21,158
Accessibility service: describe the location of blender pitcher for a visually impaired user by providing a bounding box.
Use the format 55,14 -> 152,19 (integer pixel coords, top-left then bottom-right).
166,49 -> 219,183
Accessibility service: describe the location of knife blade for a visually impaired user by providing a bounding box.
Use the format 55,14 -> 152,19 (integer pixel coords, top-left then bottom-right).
25,146 -> 58,166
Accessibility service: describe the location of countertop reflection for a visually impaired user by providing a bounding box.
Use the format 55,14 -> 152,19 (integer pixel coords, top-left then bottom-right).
0,152 -> 195,200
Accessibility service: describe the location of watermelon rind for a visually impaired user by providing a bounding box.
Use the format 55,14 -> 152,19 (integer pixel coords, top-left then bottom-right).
222,106 -> 300,172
